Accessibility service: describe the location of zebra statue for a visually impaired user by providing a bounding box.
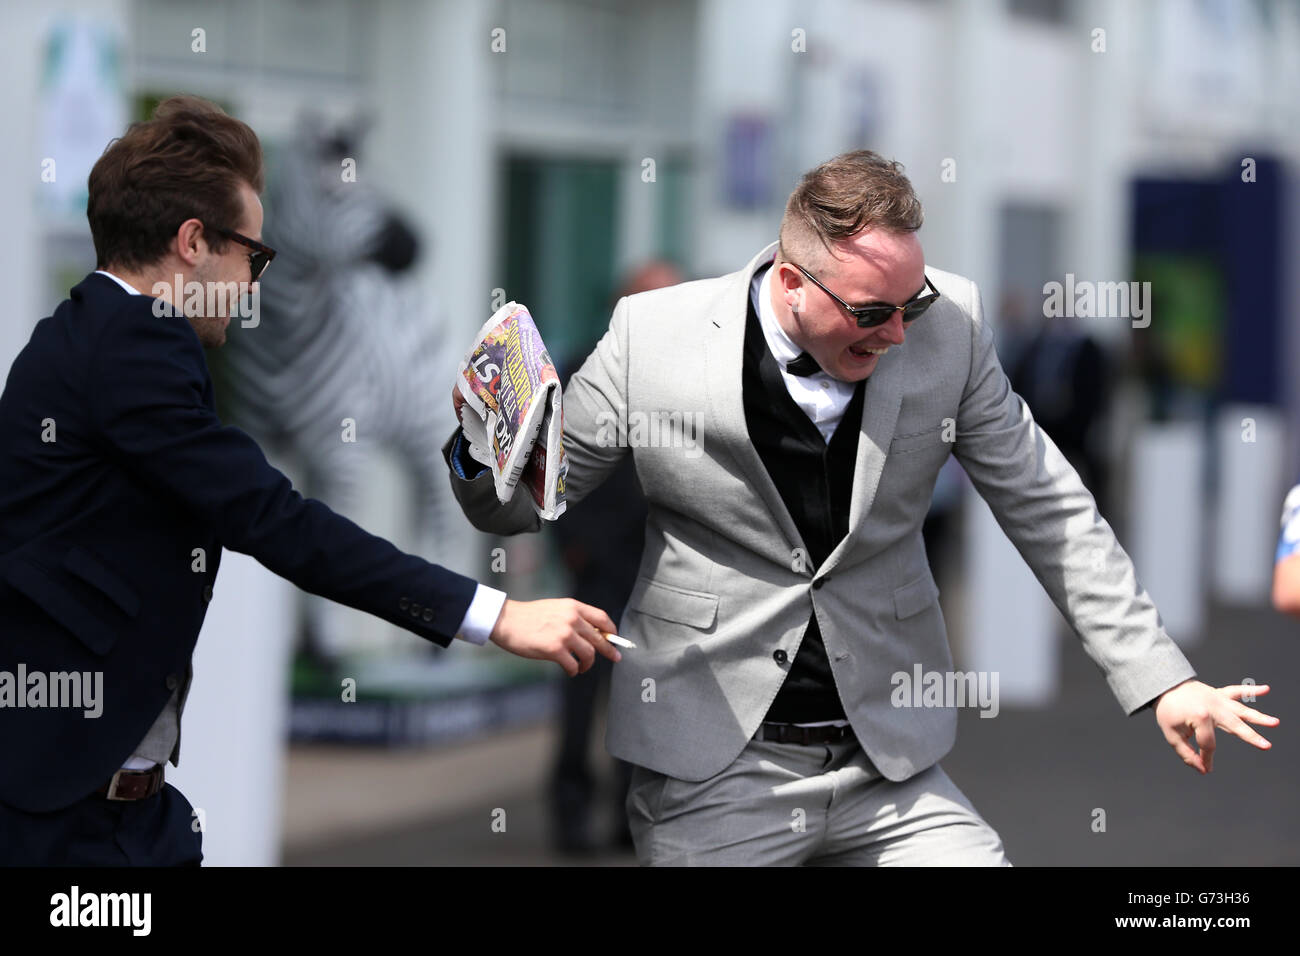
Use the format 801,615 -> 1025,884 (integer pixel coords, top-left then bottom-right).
221,115 -> 464,662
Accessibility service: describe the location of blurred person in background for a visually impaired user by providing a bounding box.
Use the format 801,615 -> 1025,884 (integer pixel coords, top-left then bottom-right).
1005,295 -> 1112,517
1274,482 -> 1300,616
445,149 -> 1277,866
0,95 -> 617,866
548,261 -> 679,855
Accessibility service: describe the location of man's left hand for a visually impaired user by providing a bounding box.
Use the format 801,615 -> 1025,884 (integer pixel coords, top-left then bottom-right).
1154,679 -> 1279,774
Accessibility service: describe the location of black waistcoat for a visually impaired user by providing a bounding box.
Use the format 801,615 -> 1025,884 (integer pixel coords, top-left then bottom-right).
742,277 -> 865,722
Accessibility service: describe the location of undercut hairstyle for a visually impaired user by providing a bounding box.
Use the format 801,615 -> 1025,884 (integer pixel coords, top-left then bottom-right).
777,149 -> 924,276
87,94 -> 264,272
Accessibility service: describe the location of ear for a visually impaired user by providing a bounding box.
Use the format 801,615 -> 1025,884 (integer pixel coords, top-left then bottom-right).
174,218 -> 206,267
775,261 -> 804,314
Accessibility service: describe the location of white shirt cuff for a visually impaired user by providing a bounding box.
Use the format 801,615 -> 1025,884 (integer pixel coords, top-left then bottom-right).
455,584 -> 507,645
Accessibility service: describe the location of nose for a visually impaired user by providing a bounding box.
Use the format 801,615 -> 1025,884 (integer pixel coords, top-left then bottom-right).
877,309 -> 907,345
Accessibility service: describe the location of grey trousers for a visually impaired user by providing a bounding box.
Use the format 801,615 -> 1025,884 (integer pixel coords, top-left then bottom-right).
626,733 -> 1011,866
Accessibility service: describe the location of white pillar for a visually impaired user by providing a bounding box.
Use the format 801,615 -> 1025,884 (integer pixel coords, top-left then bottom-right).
1130,422 -> 1206,643
168,551 -> 295,866
1213,405 -> 1287,604
963,493 -> 1059,706
368,0 -> 496,583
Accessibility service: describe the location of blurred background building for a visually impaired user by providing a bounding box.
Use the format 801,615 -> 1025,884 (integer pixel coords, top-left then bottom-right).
1,0 -> 1296,865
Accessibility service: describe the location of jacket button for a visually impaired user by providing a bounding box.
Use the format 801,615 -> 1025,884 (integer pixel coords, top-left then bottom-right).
202,584 -> 213,603
773,649 -> 788,665
410,603 -> 422,618
165,674 -> 179,691
422,608 -> 434,623
399,597 -> 410,611
812,577 -> 827,590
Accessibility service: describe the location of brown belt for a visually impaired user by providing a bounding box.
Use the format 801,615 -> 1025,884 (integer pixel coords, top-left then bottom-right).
96,765 -> 165,801
757,722 -> 854,745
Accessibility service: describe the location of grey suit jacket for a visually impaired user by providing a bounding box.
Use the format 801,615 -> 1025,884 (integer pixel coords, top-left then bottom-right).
445,242 -> 1196,782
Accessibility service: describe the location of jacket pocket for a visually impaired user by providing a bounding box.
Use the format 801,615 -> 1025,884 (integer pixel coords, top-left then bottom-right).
2,547 -> 141,655
62,547 -> 141,617
628,578 -> 719,629
893,572 -> 940,620
889,424 -> 948,456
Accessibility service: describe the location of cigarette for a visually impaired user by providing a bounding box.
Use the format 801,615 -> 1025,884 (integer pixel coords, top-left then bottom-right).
599,630 -> 635,649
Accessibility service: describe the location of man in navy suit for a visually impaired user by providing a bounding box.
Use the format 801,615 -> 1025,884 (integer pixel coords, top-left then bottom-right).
0,95 -> 619,866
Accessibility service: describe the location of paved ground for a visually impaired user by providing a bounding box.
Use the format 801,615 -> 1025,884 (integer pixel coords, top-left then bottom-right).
281,600 -> 1298,866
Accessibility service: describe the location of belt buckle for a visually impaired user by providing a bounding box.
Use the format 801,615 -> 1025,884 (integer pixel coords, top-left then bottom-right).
103,768 -> 132,801
103,766 -> 160,801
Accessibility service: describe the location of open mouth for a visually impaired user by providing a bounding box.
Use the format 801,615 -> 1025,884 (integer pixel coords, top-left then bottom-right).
848,344 -> 888,357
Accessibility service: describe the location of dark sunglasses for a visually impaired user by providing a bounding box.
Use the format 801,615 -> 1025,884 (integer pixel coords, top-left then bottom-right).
791,262 -> 940,328
208,225 -> 276,283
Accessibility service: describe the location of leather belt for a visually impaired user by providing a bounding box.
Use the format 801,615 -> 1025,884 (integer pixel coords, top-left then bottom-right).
96,765 -> 164,801
757,721 -> 853,745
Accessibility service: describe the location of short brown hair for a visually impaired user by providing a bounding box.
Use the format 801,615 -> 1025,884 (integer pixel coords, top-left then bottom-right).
87,94 -> 264,272
778,149 -> 923,275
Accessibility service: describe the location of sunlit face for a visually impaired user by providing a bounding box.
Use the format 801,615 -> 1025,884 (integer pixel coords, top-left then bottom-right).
771,228 -> 926,383
188,181 -> 264,348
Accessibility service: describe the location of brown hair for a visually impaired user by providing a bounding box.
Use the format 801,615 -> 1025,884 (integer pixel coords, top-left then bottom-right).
87,94 -> 264,271
778,149 -> 923,275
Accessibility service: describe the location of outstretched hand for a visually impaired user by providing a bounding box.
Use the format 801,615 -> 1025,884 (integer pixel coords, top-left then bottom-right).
1154,679 -> 1278,774
489,598 -> 622,676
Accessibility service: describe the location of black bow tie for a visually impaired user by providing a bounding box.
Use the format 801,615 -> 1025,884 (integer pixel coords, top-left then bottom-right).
785,351 -> 823,377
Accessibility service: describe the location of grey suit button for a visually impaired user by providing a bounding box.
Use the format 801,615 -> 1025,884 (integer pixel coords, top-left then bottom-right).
773,649 -> 788,665
202,584 -> 213,603
165,673 -> 180,691
399,597 -> 410,611
422,608 -> 434,623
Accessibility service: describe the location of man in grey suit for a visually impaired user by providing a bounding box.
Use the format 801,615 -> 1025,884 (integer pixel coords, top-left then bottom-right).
445,150 -> 1278,865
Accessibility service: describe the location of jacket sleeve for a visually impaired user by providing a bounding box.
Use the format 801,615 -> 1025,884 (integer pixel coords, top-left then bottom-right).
440,427 -> 544,536
950,278 -> 1196,714
443,295 -> 634,534
91,297 -> 475,646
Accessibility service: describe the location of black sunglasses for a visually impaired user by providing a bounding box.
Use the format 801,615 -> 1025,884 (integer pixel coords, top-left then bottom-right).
791,262 -> 940,328
208,225 -> 276,283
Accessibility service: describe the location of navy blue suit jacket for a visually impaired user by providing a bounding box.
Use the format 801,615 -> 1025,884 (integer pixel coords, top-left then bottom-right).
0,273 -> 476,812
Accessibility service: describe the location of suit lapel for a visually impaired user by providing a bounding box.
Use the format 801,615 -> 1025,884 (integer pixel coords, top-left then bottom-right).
704,243 -> 806,559
821,346 -> 903,576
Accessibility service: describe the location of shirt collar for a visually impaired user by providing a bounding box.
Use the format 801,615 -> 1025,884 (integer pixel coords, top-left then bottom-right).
752,253 -> 850,392
94,269 -> 144,296
751,255 -> 804,367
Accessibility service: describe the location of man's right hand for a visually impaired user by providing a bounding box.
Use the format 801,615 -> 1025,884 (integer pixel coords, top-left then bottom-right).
489,598 -> 622,676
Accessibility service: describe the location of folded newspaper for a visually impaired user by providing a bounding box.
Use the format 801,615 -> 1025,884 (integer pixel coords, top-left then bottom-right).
455,301 -> 567,520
